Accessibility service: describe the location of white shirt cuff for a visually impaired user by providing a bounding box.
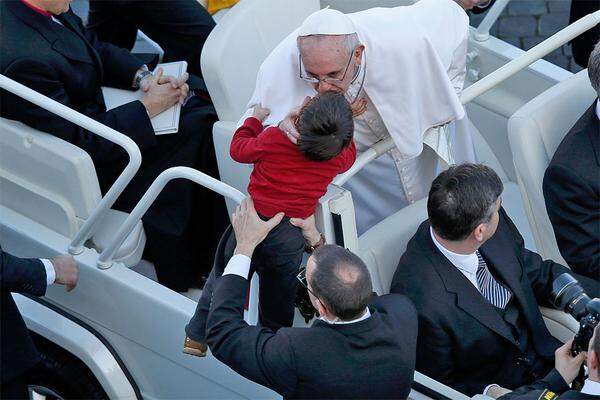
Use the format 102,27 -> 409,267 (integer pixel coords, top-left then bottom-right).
41,259 -> 56,286
223,254 -> 252,279
483,384 -> 500,396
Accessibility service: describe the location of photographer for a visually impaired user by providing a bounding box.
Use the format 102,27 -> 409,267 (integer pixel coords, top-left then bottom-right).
490,325 -> 600,399
204,198 -> 418,399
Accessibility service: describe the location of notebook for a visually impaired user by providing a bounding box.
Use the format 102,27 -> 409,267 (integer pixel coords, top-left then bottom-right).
102,61 -> 187,135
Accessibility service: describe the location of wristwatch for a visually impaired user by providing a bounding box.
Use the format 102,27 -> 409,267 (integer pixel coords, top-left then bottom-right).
133,66 -> 153,89
305,234 -> 326,254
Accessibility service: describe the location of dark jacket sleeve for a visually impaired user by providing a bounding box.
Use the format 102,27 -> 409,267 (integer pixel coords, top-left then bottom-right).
0,248 -> 47,296
543,164 -> 600,280
2,58 -> 156,163
501,209 -> 599,303
68,11 -> 144,90
498,369 -> 570,400
206,275 -> 298,397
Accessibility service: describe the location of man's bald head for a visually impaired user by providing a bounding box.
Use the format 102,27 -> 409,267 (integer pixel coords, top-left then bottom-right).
308,244 -> 373,320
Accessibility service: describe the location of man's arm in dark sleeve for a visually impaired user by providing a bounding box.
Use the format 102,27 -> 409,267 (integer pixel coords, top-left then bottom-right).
543,164 -> 600,280
501,209 -> 599,303
0,248 -> 47,296
206,275 -> 297,397
2,59 -> 156,163
499,369 -> 570,400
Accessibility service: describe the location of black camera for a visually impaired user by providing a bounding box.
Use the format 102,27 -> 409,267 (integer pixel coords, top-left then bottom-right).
551,273 -> 600,355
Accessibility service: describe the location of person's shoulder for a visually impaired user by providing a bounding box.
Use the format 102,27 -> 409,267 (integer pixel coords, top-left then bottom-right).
372,293 -> 417,321
548,104 -> 597,171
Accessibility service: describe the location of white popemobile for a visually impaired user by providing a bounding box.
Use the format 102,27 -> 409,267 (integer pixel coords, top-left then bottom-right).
0,0 -> 598,399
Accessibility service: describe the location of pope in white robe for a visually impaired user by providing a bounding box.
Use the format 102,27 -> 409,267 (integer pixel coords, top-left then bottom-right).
241,0 -> 475,234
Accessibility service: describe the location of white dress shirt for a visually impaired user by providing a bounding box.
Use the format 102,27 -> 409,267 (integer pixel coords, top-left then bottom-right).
582,379 -> 600,396
430,227 -> 481,291
40,259 -> 56,286
223,254 -> 252,279
595,99 -> 600,120
223,253 -> 372,325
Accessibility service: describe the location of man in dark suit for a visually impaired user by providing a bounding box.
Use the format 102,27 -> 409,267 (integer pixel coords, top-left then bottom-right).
0,0 -> 228,291
497,326 -> 600,399
205,198 -> 418,399
86,0 -> 215,79
1,246 -> 79,399
543,42 -> 600,281
391,164 -> 599,397
570,0 -> 600,69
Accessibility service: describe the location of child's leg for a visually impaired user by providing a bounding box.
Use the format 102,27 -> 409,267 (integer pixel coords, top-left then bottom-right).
185,224 -> 236,342
255,219 -> 305,331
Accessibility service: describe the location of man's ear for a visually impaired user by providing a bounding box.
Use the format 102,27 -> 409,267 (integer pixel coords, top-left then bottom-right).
315,298 -> 329,318
591,349 -> 599,371
473,224 -> 486,243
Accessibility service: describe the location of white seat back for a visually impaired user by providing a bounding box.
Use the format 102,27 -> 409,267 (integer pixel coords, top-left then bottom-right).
0,117 -> 145,266
0,118 -> 101,237
508,71 -> 596,265
201,0 -> 320,122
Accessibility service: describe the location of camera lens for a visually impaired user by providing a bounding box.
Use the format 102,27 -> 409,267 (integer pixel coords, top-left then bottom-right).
551,273 -> 590,321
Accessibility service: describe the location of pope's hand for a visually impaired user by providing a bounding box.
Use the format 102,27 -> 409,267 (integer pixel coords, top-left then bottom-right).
278,96 -> 312,144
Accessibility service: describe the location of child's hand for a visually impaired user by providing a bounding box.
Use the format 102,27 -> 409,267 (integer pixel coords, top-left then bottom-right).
252,105 -> 271,122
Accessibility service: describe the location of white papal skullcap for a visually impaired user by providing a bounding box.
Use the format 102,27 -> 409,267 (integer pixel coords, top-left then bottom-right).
297,8 -> 357,37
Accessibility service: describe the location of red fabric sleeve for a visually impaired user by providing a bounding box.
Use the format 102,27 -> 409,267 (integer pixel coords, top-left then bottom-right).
229,117 -> 266,163
338,140 -> 357,173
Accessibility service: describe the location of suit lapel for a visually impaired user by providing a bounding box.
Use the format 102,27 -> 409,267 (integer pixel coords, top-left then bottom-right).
423,227 -> 516,344
56,11 -> 103,72
7,2 -> 102,75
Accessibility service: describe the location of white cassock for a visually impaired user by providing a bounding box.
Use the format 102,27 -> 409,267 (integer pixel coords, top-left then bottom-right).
241,0 -> 475,234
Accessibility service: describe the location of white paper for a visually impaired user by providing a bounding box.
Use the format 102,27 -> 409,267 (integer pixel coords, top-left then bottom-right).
102,61 -> 187,135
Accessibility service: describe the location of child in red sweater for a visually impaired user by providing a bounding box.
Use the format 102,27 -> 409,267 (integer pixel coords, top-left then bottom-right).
184,91 -> 356,356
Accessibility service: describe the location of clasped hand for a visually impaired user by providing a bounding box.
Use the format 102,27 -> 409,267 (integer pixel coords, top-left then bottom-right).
140,67 -> 190,118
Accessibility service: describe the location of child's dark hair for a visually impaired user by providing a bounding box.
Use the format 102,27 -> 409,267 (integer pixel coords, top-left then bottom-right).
297,91 -> 354,162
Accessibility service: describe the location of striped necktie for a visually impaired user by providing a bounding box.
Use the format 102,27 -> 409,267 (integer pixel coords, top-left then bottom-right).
475,251 -> 512,309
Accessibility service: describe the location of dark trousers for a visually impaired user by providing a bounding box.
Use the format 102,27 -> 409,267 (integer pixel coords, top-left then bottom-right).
100,96 -> 228,291
185,217 -> 305,342
1,374 -> 29,400
87,0 -> 215,77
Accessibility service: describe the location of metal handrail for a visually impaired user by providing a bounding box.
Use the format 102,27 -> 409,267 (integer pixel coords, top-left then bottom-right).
473,0 -> 511,42
333,10 -> 600,186
0,75 -> 142,255
97,167 -> 246,269
463,10 -> 600,103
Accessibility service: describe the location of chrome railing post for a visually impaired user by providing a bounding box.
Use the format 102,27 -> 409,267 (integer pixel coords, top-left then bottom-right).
473,0 -> 511,42
0,75 -> 142,255
97,167 -> 246,269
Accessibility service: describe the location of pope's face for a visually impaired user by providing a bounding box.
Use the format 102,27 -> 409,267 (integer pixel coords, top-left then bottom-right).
298,36 -> 362,94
